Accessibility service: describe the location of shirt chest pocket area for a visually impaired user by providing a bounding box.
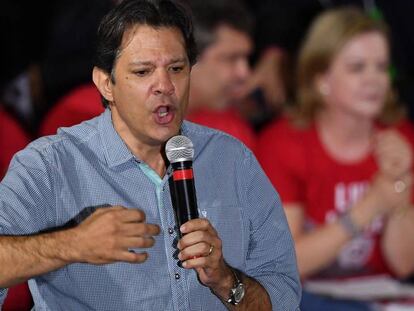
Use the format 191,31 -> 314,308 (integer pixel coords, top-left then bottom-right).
204,205 -> 246,269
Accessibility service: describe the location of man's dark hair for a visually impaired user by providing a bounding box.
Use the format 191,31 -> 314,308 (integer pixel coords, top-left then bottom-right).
94,0 -> 197,107
188,0 -> 253,54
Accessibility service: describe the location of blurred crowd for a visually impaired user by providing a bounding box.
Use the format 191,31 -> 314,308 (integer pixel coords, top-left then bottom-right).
2,1 -> 413,138
1,0 -> 414,310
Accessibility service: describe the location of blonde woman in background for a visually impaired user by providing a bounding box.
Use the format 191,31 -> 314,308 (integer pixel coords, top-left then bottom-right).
258,7 -> 414,311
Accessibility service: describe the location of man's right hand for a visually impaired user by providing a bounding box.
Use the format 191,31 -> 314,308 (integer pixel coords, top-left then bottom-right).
70,206 -> 160,265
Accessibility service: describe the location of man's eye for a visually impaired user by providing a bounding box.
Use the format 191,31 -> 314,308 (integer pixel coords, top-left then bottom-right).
170,66 -> 183,73
134,70 -> 149,76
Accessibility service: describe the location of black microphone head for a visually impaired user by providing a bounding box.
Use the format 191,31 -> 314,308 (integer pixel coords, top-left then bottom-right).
165,135 -> 194,163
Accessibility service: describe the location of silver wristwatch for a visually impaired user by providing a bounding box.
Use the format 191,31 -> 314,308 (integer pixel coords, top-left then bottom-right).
227,268 -> 245,305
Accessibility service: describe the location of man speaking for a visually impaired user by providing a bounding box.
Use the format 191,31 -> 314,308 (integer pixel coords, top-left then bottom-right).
0,0 -> 300,310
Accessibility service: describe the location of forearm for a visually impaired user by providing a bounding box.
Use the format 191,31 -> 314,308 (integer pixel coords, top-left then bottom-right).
295,221 -> 350,278
0,229 -> 77,287
382,206 -> 414,278
295,195 -> 380,278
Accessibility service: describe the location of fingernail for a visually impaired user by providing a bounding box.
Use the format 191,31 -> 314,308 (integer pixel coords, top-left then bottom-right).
180,225 -> 186,232
182,261 -> 187,268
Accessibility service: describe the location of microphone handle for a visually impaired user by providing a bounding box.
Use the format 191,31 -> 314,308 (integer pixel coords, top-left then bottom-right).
169,161 -> 199,236
174,177 -> 199,225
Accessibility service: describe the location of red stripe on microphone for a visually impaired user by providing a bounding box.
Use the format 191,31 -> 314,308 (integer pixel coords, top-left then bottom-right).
173,169 -> 194,181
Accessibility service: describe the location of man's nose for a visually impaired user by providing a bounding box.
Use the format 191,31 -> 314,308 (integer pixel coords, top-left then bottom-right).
153,70 -> 175,95
235,58 -> 250,81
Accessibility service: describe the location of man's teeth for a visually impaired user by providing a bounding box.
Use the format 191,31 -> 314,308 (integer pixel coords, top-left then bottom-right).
158,110 -> 168,117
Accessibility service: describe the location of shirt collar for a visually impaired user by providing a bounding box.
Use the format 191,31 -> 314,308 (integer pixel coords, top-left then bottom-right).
99,108 -> 135,168
99,109 -> 201,168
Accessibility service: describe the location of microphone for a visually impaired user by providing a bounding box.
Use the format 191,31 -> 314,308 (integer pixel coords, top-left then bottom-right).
165,135 -> 199,237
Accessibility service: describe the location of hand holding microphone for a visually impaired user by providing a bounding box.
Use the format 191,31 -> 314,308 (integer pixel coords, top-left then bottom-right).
165,135 -> 220,260
166,136 -> 235,294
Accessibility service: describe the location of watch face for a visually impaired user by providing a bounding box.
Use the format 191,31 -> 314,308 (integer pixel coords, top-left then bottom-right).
234,283 -> 245,303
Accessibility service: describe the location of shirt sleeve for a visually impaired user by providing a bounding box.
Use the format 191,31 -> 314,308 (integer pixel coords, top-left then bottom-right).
0,145 -> 58,305
0,144 -> 58,236
0,288 -> 7,308
241,149 -> 301,310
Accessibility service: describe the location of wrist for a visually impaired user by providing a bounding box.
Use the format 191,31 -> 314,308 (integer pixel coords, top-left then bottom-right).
225,268 -> 245,306
210,265 -> 235,300
360,185 -> 390,219
210,265 -> 246,306
338,211 -> 361,238
340,193 -> 380,237
53,228 -> 82,264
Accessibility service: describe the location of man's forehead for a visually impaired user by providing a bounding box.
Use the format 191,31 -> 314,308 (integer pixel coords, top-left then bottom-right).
201,25 -> 252,59
115,24 -> 188,63
120,24 -> 185,49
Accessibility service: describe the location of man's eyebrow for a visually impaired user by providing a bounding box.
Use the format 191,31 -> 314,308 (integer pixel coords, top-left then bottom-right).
129,61 -> 154,66
129,57 -> 187,66
169,57 -> 187,63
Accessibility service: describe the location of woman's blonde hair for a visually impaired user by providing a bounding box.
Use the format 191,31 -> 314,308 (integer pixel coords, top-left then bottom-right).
294,7 -> 403,126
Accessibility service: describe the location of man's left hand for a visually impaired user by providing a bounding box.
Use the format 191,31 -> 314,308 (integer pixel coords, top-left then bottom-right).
177,218 -> 234,297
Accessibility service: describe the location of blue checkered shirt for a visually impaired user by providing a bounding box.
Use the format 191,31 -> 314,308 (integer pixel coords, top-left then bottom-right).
0,109 -> 301,310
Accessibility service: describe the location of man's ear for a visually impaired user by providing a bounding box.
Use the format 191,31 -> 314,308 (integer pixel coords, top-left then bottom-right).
93,66 -> 114,102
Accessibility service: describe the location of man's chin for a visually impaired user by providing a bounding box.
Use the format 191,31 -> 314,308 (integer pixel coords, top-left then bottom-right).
229,84 -> 247,99
153,124 -> 182,144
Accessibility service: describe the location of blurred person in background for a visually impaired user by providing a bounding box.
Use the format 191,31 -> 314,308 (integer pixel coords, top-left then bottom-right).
186,0 -> 256,151
38,0 -> 114,137
258,7 -> 414,311
40,0 -> 114,112
0,1 -> 51,134
1,0 -> 114,136
243,0 -> 414,131
39,84 -> 104,136
0,108 -> 29,179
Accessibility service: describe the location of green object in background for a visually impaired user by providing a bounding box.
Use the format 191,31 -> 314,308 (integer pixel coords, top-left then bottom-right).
368,6 -> 383,21
389,65 -> 397,81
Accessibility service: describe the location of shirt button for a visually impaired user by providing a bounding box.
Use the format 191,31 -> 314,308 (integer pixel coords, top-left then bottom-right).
175,273 -> 180,280
168,227 -> 174,234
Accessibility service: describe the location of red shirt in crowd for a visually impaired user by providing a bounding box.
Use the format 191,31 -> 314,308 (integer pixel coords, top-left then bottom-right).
186,107 -> 256,152
40,84 -> 104,136
257,117 -> 414,278
0,107 -> 29,179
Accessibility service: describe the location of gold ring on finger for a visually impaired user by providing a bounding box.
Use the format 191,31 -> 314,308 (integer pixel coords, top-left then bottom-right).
208,244 -> 214,256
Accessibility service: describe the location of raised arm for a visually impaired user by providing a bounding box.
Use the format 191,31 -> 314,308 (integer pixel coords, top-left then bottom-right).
0,206 -> 160,288
375,129 -> 414,277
